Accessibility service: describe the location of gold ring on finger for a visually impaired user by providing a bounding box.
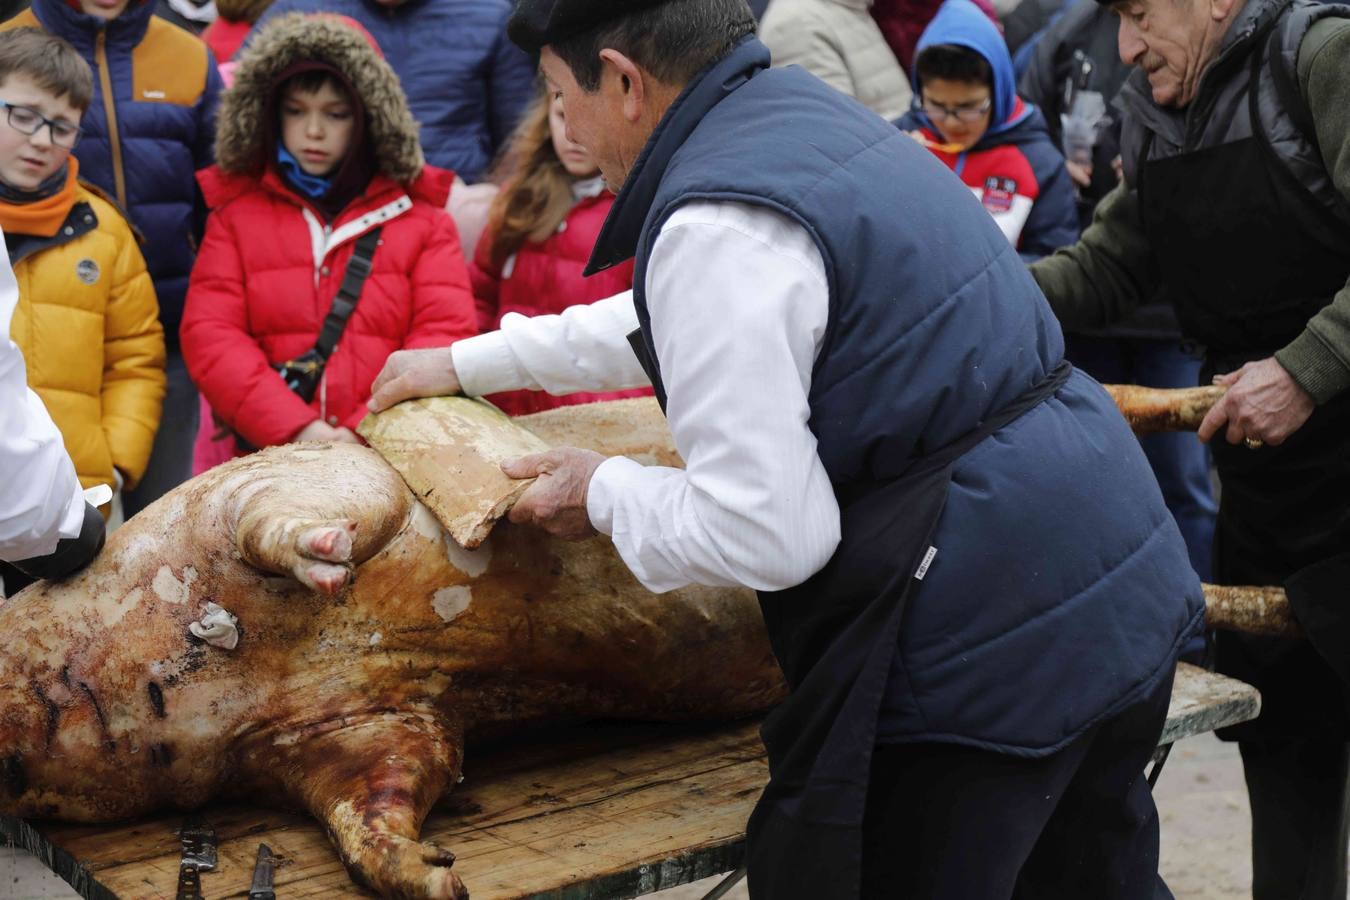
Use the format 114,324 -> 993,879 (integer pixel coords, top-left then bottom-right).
1244,437 -> 1264,450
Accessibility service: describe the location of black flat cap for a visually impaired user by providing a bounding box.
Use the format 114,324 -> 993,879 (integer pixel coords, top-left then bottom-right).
508,0 -> 677,56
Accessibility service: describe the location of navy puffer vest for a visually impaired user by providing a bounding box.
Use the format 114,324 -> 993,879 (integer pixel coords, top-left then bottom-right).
592,39 -> 1204,753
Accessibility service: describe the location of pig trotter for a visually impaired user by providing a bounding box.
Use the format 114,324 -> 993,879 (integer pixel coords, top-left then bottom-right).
267,713 -> 467,899
235,515 -> 358,596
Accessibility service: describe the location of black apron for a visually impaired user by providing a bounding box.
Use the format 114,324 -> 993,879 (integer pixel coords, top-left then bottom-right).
1138,16 -> 1350,739
743,362 -> 1071,900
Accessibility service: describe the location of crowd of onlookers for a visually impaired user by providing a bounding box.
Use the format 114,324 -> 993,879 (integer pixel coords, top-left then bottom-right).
0,0 -> 1214,594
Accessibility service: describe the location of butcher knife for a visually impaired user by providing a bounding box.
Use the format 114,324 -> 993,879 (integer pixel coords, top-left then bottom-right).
248,843 -> 277,900
175,817 -> 216,900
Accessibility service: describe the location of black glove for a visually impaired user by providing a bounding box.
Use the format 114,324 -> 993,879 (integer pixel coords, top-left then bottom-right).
10,502 -> 106,580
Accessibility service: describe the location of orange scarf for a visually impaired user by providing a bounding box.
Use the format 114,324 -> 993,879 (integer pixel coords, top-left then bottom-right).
0,158 -> 81,239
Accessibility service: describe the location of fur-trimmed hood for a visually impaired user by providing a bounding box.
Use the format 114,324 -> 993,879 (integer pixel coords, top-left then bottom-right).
216,13 -> 424,184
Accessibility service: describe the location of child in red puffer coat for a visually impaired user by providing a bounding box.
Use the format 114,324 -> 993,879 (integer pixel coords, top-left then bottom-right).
471,89 -> 651,416
182,14 -> 476,460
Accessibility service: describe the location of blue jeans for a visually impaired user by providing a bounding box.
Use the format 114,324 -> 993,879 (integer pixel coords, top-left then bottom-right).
1064,336 -> 1217,581
122,347 -> 198,519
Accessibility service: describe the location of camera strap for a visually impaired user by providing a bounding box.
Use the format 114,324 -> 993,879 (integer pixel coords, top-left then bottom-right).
313,226 -> 383,362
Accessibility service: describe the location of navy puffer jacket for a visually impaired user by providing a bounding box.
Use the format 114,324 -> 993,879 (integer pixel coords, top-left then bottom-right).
8,0 -> 222,346
251,0 -> 535,184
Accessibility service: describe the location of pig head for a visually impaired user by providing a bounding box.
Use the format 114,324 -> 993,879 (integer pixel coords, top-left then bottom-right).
0,399 -> 786,899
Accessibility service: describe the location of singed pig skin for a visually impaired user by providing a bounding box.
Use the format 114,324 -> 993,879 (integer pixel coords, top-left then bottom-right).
0,405 -> 786,899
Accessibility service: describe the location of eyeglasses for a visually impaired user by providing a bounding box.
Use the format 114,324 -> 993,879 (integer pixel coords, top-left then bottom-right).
921,96 -> 993,124
0,100 -> 82,148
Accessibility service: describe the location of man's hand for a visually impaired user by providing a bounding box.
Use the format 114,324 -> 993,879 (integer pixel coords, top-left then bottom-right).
1066,160 -> 1092,189
1198,357 -> 1315,447
367,347 -> 461,413
502,448 -> 607,541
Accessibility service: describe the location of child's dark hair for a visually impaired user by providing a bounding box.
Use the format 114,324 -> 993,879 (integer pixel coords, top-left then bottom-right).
280,69 -> 347,99
915,44 -> 992,88
0,29 -> 93,113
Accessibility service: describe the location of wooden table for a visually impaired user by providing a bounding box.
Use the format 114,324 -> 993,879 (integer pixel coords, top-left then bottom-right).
1,662 -> 1259,900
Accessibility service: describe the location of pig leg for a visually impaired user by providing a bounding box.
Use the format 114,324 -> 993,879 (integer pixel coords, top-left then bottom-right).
262,713 -> 467,899
230,449 -> 411,596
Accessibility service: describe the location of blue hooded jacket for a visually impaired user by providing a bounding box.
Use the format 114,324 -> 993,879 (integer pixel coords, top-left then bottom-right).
7,0 -> 223,345
252,0 -> 535,184
896,0 -> 1079,259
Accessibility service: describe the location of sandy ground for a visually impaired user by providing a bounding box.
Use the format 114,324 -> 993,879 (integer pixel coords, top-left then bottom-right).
0,733 -> 1261,899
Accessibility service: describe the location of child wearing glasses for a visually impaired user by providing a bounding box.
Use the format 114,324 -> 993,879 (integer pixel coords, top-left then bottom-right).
1,0 -> 222,520
895,0 -> 1078,260
0,28 -> 164,594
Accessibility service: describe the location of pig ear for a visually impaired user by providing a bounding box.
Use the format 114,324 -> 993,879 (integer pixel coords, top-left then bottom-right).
358,397 -> 552,550
247,712 -> 468,899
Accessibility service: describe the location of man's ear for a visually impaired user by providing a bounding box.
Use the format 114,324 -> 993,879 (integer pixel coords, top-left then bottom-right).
1209,0 -> 1237,22
598,48 -> 645,123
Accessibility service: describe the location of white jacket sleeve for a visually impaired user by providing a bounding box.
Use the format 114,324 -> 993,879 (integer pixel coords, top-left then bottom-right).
0,234 -> 86,562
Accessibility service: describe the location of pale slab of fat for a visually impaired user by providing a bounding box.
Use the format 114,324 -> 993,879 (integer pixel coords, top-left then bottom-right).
358,396 -> 551,549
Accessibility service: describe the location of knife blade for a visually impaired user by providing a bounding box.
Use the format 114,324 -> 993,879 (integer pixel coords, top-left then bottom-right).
248,842 -> 277,900
175,817 -> 216,900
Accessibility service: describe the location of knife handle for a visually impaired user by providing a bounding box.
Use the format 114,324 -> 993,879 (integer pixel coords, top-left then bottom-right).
175,864 -> 204,900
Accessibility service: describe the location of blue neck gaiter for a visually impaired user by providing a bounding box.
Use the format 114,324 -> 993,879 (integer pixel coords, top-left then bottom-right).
276,145 -> 332,199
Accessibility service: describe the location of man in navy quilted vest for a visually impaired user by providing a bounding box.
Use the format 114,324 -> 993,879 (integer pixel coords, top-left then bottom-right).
367,1 -> 1205,896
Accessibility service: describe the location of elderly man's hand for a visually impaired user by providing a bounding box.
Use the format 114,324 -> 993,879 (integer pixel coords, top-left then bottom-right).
1065,160 -> 1092,189
1197,358 -> 1315,447
367,347 -> 461,413
502,448 -> 607,541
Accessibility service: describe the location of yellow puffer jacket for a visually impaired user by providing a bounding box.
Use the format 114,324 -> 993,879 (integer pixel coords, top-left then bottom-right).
7,184 -> 165,495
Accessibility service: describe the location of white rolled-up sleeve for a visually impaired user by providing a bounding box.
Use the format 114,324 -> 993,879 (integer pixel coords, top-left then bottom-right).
586,202 -> 841,593
451,290 -> 651,397
0,235 -> 86,562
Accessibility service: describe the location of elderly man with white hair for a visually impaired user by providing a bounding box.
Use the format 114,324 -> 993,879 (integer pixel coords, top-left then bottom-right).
1031,0 -> 1350,893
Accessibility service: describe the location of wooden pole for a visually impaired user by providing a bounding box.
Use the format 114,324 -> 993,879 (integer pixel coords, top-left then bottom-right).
1203,583 -> 1301,637
1099,387 -> 1303,637
1103,384 -> 1226,435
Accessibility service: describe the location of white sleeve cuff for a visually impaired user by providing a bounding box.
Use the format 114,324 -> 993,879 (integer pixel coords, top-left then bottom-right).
451,332 -> 535,397
58,488 -> 86,539
586,455 -> 644,536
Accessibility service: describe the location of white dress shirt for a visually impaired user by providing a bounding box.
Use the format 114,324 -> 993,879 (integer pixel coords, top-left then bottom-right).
0,231 -> 87,561
453,200 -> 841,593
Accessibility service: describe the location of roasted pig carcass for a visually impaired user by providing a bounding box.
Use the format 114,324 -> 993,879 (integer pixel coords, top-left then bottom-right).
0,399 -> 785,900
0,387 -> 1294,899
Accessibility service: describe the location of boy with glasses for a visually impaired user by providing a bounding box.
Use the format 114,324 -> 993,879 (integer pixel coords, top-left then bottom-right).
2,0 -> 222,521
0,27 -> 164,595
896,0 -> 1078,259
